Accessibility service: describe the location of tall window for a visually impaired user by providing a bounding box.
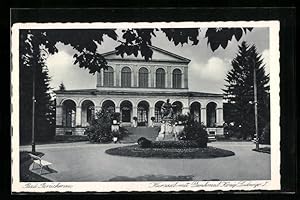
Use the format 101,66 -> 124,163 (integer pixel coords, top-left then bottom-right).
156,68 -> 165,88
103,66 -> 114,87
121,67 -> 131,87
172,69 -> 182,88
139,67 -> 149,88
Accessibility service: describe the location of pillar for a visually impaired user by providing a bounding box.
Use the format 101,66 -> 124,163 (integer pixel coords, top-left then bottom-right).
100,69 -> 104,86
133,106 -> 138,120
217,107 -> 224,126
96,72 -> 101,87
56,105 -> 63,126
116,64 -> 120,87
76,106 -> 82,126
133,65 -> 138,87
167,66 -> 171,88
184,66 -> 188,88
115,106 -> 120,113
182,107 -> 190,115
201,107 -> 206,126
149,106 -> 155,127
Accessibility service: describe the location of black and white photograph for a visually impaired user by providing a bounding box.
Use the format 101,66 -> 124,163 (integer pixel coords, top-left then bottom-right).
11,21 -> 280,192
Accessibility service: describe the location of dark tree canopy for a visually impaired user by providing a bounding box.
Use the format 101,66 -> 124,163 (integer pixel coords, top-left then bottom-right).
223,41 -> 270,140
20,28 -> 252,74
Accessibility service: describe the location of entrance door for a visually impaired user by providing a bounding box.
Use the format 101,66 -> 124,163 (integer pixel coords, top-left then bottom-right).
121,107 -> 131,122
137,106 -> 148,126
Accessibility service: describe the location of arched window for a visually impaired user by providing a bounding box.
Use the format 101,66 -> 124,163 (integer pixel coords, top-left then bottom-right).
207,102 -> 217,127
154,101 -> 164,122
103,66 -> 114,87
139,67 -> 149,88
81,100 -> 95,127
172,69 -> 182,88
121,67 -> 131,87
62,100 -> 76,128
156,68 -> 165,88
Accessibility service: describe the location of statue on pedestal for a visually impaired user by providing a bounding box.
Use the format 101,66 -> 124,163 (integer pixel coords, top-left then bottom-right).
161,99 -> 174,120
156,99 -> 178,141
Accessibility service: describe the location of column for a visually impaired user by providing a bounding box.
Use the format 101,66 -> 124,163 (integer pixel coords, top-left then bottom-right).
167,66 -> 171,88
56,105 -> 63,126
184,66 -> 188,88
100,69 -> 104,86
201,107 -> 206,126
152,66 -> 156,88
217,107 -> 224,126
96,72 -> 101,87
115,64 -> 120,87
133,106 -> 138,119
133,65 -> 138,87
149,106 -> 154,127
76,106 -> 82,126
115,106 -> 120,113
182,107 -> 190,115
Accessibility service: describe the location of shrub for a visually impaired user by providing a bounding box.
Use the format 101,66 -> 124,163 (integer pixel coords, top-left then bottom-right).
137,137 -> 152,148
111,112 -> 120,122
175,114 -> 189,124
179,121 -> 208,148
84,109 -> 113,143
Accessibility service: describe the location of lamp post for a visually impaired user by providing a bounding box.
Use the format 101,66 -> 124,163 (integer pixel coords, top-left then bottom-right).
31,48 -> 49,153
246,57 -> 259,150
253,59 -> 259,150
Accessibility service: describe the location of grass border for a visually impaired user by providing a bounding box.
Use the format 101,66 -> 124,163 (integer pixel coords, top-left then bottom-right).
105,144 -> 235,159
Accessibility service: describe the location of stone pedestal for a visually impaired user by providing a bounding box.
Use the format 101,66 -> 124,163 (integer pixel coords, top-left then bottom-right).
156,120 -> 177,141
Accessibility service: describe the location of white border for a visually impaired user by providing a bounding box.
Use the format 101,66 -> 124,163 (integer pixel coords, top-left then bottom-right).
11,21 -> 280,192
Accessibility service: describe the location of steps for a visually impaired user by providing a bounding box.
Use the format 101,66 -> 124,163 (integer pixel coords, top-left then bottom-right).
120,127 -> 159,143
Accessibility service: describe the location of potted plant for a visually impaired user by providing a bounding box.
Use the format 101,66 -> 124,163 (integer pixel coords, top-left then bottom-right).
133,116 -> 138,127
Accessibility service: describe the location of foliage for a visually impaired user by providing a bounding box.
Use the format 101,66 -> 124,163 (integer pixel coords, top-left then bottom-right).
179,119 -> 208,148
20,28 -> 252,75
59,82 -> 66,91
260,122 -> 270,144
137,137 -> 152,148
84,109 -> 113,143
223,41 -> 270,140
111,112 -> 120,122
84,109 -> 128,143
175,114 -> 189,124
205,28 -> 253,51
20,30 -> 55,144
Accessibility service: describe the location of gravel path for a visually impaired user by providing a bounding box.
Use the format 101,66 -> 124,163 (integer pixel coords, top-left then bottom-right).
20,141 -> 271,182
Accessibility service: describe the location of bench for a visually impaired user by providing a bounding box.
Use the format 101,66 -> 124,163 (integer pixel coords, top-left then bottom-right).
28,153 -> 52,175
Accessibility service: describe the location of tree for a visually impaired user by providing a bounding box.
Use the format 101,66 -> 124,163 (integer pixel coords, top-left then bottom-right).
20,28 -> 253,74
20,30 -> 55,144
19,27 -> 253,144
59,82 -> 66,91
223,41 -> 270,140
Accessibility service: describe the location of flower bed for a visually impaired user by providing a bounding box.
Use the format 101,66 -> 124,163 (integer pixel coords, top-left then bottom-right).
105,145 -> 235,159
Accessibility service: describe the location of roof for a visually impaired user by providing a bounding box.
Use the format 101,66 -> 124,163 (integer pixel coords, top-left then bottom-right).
54,89 -> 223,97
101,45 -> 191,64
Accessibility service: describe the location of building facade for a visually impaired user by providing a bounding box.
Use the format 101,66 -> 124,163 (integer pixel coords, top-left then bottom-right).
55,46 -> 224,136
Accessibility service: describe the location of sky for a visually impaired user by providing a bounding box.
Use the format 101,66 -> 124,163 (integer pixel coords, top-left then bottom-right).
46,28 -> 269,94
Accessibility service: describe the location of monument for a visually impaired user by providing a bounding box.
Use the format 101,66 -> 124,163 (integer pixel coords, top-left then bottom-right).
156,99 -> 179,141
